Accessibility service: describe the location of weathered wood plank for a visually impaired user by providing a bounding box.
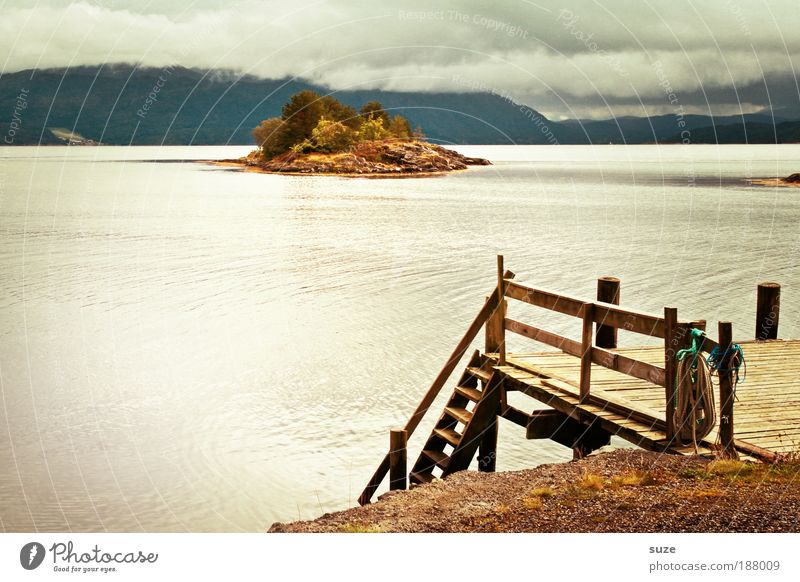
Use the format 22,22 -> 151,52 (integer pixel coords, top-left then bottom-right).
596,277 -> 621,348
591,346 -> 666,387
580,303 -> 594,403
389,429 -> 408,491
504,280 -> 665,337
718,321 -> 737,459
505,319 -> 581,355
500,404 -> 532,427
663,307 -> 678,440
756,282 -> 781,340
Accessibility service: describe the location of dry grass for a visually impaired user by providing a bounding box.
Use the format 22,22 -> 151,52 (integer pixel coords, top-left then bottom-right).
577,473 -> 605,491
679,487 -> 726,500
529,487 -> 556,498
708,460 -> 754,477
338,522 -> 383,533
522,486 -> 555,510
522,497 -> 542,510
610,470 -> 657,488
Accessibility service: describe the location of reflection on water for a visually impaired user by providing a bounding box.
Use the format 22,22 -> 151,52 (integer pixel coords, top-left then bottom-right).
1,144 -> 799,531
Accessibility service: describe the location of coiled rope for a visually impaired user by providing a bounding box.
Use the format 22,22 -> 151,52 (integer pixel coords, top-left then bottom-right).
707,344 -> 746,389
673,328 -> 716,452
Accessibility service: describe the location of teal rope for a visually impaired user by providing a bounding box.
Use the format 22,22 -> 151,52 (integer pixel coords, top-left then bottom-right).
675,327 -> 706,383
707,344 -> 746,386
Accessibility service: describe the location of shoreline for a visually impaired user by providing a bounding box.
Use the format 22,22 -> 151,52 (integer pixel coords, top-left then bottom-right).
200,159 -> 465,179
269,450 -> 800,533
200,140 -> 491,178
749,178 -> 800,188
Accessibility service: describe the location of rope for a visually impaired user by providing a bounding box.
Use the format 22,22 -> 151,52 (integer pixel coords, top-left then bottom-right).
707,344 -> 746,389
673,328 -> 716,452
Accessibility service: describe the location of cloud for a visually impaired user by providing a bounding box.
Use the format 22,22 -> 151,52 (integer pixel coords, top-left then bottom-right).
1,0 -> 798,118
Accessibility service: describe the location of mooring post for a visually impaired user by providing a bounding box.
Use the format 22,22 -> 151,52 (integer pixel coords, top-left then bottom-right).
663,307 -> 678,441
595,277 -> 620,349
718,321 -> 738,459
755,282 -> 780,340
579,302 -> 594,403
389,429 -> 408,490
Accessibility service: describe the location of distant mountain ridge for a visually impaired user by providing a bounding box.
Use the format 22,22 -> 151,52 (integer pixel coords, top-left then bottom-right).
1,65 -> 796,146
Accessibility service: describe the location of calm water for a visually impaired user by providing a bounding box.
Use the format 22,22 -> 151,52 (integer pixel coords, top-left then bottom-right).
1,144 -> 799,532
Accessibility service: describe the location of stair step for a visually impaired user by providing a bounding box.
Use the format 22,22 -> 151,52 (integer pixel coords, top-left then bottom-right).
455,385 -> 482,402
445,406 -> 473,425
466,366 -> 492,383
409,471 -> 434,485
433,427 -> 462,447
422,449 -> 450,470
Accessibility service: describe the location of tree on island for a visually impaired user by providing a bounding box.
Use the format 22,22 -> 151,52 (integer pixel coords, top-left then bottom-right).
252,91 -> 415,160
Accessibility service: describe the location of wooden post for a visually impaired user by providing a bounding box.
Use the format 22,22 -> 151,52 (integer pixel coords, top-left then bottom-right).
755,282 -> 780,340
495,255 -> 507,365
485,292 -> 507,359
718,321 -> 738,459
663,307 -> 678,441
579,302 -> 594,403
389,429 -> 408,490
478,419 -> 498,472
595,277 -> 620,348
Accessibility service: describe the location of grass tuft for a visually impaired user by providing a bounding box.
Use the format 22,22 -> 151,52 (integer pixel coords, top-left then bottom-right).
679,487 -> 726,500
529,487 -> 556,498
708,460 -> 754,477
577,473 -> 605,492
339,522 -> 383,533
610,470 -> 657,488
522,496 -> 542,510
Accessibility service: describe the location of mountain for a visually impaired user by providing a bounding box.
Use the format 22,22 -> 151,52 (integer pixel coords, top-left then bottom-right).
556,113 -> 786,144
0,65 -> 559,146
1,65 -> 797,145
662,120 -> 800,144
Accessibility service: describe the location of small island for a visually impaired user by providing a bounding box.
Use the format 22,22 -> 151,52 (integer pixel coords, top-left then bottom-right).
212,90 -> 491,176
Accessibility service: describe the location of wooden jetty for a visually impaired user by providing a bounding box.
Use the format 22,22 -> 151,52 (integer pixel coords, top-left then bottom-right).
359,256 -> 797,505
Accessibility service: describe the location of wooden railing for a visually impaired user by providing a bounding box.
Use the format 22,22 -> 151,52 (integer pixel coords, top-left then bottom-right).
499,263 -> 776,461
501,276 -> 681,413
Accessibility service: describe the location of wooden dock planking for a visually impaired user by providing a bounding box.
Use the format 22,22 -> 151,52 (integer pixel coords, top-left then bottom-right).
490,339 -> 800,457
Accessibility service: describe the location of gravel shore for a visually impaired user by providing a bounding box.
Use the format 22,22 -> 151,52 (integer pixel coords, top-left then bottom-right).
270,450 -> 800,533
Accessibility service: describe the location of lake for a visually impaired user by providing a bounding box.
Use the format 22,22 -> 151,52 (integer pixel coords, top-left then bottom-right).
1,144 -> 799,531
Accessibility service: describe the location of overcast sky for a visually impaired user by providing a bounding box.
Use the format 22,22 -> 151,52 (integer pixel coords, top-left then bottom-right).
1,0 -> 798,119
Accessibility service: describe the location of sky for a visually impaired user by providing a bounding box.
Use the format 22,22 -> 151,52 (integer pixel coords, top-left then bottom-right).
1,0 -> 798,119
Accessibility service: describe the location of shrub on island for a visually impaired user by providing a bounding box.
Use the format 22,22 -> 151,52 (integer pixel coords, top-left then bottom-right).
252,91 -> 415,160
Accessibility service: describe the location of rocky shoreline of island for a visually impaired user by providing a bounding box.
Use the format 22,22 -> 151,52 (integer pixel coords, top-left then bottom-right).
750,172 -> 800,188
209,139 -> 490,177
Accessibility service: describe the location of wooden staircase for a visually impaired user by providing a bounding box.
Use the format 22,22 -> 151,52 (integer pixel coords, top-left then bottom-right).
409,350 -> 502,486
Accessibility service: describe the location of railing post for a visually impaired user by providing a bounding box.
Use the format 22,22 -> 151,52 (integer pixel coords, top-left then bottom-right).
596,276 -> 620,348
718,321 -> 738,459
755,282 -> 780,340
389,429 -> 408,490
490,254 -> 507,365
579,302 -> 594,403
664,307 -> 678,441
